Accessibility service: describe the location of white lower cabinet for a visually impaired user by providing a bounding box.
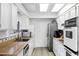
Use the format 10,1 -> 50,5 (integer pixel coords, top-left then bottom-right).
17,49 -> 23,56
28,39 -> 34,56
53,39 -> 66,56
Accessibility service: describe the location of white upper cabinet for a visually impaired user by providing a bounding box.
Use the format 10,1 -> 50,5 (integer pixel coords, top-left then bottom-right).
57,10 -> 70,30
76,4 -> 79,16
57,16 -> 64,29
69,6 -> 76,18
12,4 -> 18,30
64,11 -> 70,20
0,3 -> 29,30
57,4 -> 78,30
57,13 -> 66,30
0,3 -> 1,27
1,3 -> 12,30
18,15 -> 29,30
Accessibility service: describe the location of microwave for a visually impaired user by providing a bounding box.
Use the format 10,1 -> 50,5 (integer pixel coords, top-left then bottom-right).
65,17 -> 77,27
21,30 -> 31,37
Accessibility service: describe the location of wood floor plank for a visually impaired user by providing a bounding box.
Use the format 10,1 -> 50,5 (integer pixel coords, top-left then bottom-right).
31,47 -> 54,56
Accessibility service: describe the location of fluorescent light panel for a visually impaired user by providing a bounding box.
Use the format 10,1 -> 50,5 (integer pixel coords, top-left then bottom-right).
40,4 -> 48,12
52,4 -> 65,12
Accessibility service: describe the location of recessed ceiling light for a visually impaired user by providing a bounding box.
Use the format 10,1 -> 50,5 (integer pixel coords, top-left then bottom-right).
40,4 -> 48,12
52,4 -> 65,12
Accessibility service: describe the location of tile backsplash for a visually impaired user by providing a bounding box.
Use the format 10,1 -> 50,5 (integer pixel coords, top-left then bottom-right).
0,30 -> 18,43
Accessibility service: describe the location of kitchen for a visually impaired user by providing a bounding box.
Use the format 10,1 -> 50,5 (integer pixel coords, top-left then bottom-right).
0,2 -> 79,56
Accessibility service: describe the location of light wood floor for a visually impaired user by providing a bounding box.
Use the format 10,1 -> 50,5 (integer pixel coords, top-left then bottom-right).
31,47 -> 54,56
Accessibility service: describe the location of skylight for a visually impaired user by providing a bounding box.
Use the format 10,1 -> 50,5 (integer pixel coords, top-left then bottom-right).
52,4 -> 65,12
40,4 -> 48,12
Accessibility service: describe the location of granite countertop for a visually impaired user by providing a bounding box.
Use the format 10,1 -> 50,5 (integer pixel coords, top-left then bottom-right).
0,41 -> 28,56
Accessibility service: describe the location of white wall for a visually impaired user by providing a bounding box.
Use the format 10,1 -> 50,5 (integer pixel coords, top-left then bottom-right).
30,18 -> 53,47
29,12 -> 57,18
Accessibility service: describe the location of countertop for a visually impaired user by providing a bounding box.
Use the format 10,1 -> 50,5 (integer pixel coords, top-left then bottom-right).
0,41 -> 28,56
53,37 -> 64,44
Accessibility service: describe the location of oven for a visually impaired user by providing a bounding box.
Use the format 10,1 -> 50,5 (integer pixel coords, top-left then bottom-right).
64,17 -> 78,52
64,27 -> 77,52
64,45 -> 78,56
66,31 -> 72,39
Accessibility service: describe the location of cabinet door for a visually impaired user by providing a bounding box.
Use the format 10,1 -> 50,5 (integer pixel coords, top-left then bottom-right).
1,3 -> 12,30
17,50 -> 23,56
69,6 -> 76,18
57,16 -> 64,29
28,39 -> 34,56
53,39 -> 59,56
53,39 -> 66,56
64,11 -> 70,20
0,3 -> 1,27
57,42 -> 66,56
76,4 -> 79,16
12,4 -> 18,30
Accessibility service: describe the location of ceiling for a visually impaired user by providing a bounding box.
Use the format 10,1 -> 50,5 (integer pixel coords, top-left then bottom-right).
22,3 -> 40,12
22,3 -> 74,13
22,3 -> 57,13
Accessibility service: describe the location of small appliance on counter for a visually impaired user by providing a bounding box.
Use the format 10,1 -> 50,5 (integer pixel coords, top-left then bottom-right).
54,30 -> 63,38
21,29 -> 31,37
20,29 -> 31,41
53,30 -> 64,43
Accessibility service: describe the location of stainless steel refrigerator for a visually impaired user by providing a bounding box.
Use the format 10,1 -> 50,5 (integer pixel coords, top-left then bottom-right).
47,19 -> 58,51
